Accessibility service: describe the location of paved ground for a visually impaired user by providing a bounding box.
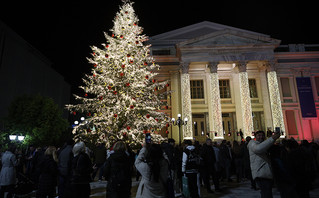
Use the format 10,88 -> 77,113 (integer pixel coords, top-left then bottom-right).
14,176 -> 319,197
89,176 -> 319,198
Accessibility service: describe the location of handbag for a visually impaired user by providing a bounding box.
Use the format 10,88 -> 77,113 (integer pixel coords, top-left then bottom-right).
182,175 -> 190,198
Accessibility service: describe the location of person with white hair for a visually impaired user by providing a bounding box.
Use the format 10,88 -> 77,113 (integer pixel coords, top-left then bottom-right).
67,142 -> 93,198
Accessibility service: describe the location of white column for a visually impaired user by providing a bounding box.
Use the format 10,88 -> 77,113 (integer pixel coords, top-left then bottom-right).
259,66 -> 273,131
207,62 -> 223,139
180,62 -> 193,140
238,62 -> 254,137
267,61 -> 286,137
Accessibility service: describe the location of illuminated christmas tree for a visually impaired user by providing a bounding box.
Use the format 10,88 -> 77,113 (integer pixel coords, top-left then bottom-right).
66,1 -> 170,147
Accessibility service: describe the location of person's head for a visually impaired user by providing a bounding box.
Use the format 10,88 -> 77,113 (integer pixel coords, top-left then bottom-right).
184,140 -> 192,146
206,138 -> 212,146
255,131 -> 265,142
246,136 -> 252,142
73,142 -> 86,157
45,146 -> 58,162
145,143 -> 163,182
29,145 -> 35,151
7,143 -> 16,153
168,138 -> 175,146
113,141 -> 126,152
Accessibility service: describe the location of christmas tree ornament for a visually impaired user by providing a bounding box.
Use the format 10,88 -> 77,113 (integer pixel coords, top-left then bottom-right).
66,1 -> 170,148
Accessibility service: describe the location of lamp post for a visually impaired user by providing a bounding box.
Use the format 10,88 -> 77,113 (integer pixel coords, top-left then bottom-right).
171,114 -> 188,145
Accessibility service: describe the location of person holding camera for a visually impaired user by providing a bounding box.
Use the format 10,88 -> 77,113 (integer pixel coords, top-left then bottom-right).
248,130 -> 280,198
135,136 -> 169,198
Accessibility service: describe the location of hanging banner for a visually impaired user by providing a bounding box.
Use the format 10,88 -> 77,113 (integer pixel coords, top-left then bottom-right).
296,77 -> 317,118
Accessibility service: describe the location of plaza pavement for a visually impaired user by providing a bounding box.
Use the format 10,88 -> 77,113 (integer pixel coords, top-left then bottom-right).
89,176 -> 319,198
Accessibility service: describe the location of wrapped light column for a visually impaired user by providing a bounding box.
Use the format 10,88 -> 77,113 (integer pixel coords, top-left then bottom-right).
238,62 -> 254,137
267,61 -> 286,136
208,62 -> 223,139
180,62 -> 193,140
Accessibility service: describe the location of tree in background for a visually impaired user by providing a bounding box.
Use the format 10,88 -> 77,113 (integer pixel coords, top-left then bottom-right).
3,94 -> 69,147
66,1 -> 171,148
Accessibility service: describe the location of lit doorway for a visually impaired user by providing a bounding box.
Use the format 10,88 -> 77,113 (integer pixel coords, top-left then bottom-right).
222,113 -> 234,142
192,114 -> 207,143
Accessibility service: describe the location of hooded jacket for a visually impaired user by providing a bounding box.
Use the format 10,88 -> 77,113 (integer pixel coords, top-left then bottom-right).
182,145 -> 199,173
248,137 -> 275,179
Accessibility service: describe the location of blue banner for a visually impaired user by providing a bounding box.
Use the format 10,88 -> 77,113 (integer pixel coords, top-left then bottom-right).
296,77 -> 317,118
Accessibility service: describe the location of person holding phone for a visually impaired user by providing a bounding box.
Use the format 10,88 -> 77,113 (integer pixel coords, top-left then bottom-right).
248,130 -> 280,198
135,134 -> 169,198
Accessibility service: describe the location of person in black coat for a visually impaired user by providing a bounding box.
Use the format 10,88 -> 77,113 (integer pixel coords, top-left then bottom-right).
201,138 -> 220,193
57,139 -> 74,198
36,146 -> 58,198
68,142 -> 93,198
104,141 -> 132,198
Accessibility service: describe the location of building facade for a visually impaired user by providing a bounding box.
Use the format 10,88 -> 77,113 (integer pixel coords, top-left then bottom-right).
149,21 -> 319,143
0,21 -> 70,120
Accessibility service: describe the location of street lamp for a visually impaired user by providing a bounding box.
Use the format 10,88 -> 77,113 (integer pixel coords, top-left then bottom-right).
171,114 -> 188,145
9,135 -> 25,141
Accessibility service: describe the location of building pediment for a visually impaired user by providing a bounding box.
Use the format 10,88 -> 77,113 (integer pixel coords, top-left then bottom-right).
176,29 -> 281,63
178,29 -> 280,48
149,21 -> 269,45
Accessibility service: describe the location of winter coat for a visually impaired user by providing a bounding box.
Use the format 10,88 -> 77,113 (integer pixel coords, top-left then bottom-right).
104,151 -> 132,198
58,145 -> 73,177
219,144 -> 232,168
248,137 -> 275,180
37,155 -> 58,196
135,147 -> 169,198
70,152 -> 93,184
201,144 -> 216,171
0,151 -> 17,186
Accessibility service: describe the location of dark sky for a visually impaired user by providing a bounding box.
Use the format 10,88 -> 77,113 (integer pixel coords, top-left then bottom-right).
0,0 -> 318,92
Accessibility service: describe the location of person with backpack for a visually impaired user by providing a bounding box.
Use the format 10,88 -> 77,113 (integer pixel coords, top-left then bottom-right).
135,143 -> 169,198
182,140 -> 200,198
104,141 -> 132,198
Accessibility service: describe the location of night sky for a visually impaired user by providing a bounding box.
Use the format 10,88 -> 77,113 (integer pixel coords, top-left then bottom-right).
1,0 -> 318,92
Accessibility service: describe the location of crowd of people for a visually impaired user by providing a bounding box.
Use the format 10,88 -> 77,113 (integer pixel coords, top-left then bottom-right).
0,131 -> 319,198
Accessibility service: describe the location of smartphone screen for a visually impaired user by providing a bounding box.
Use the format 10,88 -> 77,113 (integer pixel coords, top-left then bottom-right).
145,133 -> 151,144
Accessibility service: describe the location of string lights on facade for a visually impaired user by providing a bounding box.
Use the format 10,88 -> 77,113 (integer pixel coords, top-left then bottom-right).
267,70 -> 286,136
209,72 -> 223,138
181,72 -> 193,139
239,71 -> 254,137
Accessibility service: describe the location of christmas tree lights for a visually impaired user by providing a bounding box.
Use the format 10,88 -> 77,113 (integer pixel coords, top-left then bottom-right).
66,1 -> 170,147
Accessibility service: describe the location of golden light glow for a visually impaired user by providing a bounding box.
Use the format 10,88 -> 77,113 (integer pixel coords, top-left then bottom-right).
209,72 -> 223,138
239,72 -> 254,137
267,71 -> 286,136
181,73 -> 193,139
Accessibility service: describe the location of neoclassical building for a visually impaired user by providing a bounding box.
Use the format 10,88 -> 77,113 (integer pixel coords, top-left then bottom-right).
149,21 -> 319,143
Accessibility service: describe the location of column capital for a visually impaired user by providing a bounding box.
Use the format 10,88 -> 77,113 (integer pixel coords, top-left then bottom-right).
180,62 -> 190,74
208,62 -> 219,73
237,61 -> 248,72
265,59 -> 278,72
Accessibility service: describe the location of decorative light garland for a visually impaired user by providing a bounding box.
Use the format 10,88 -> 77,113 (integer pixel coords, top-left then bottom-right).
239,72 -> 254,137
267,71 -> 286,136
181,73 -> 193,139
209,72 -> 224,138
